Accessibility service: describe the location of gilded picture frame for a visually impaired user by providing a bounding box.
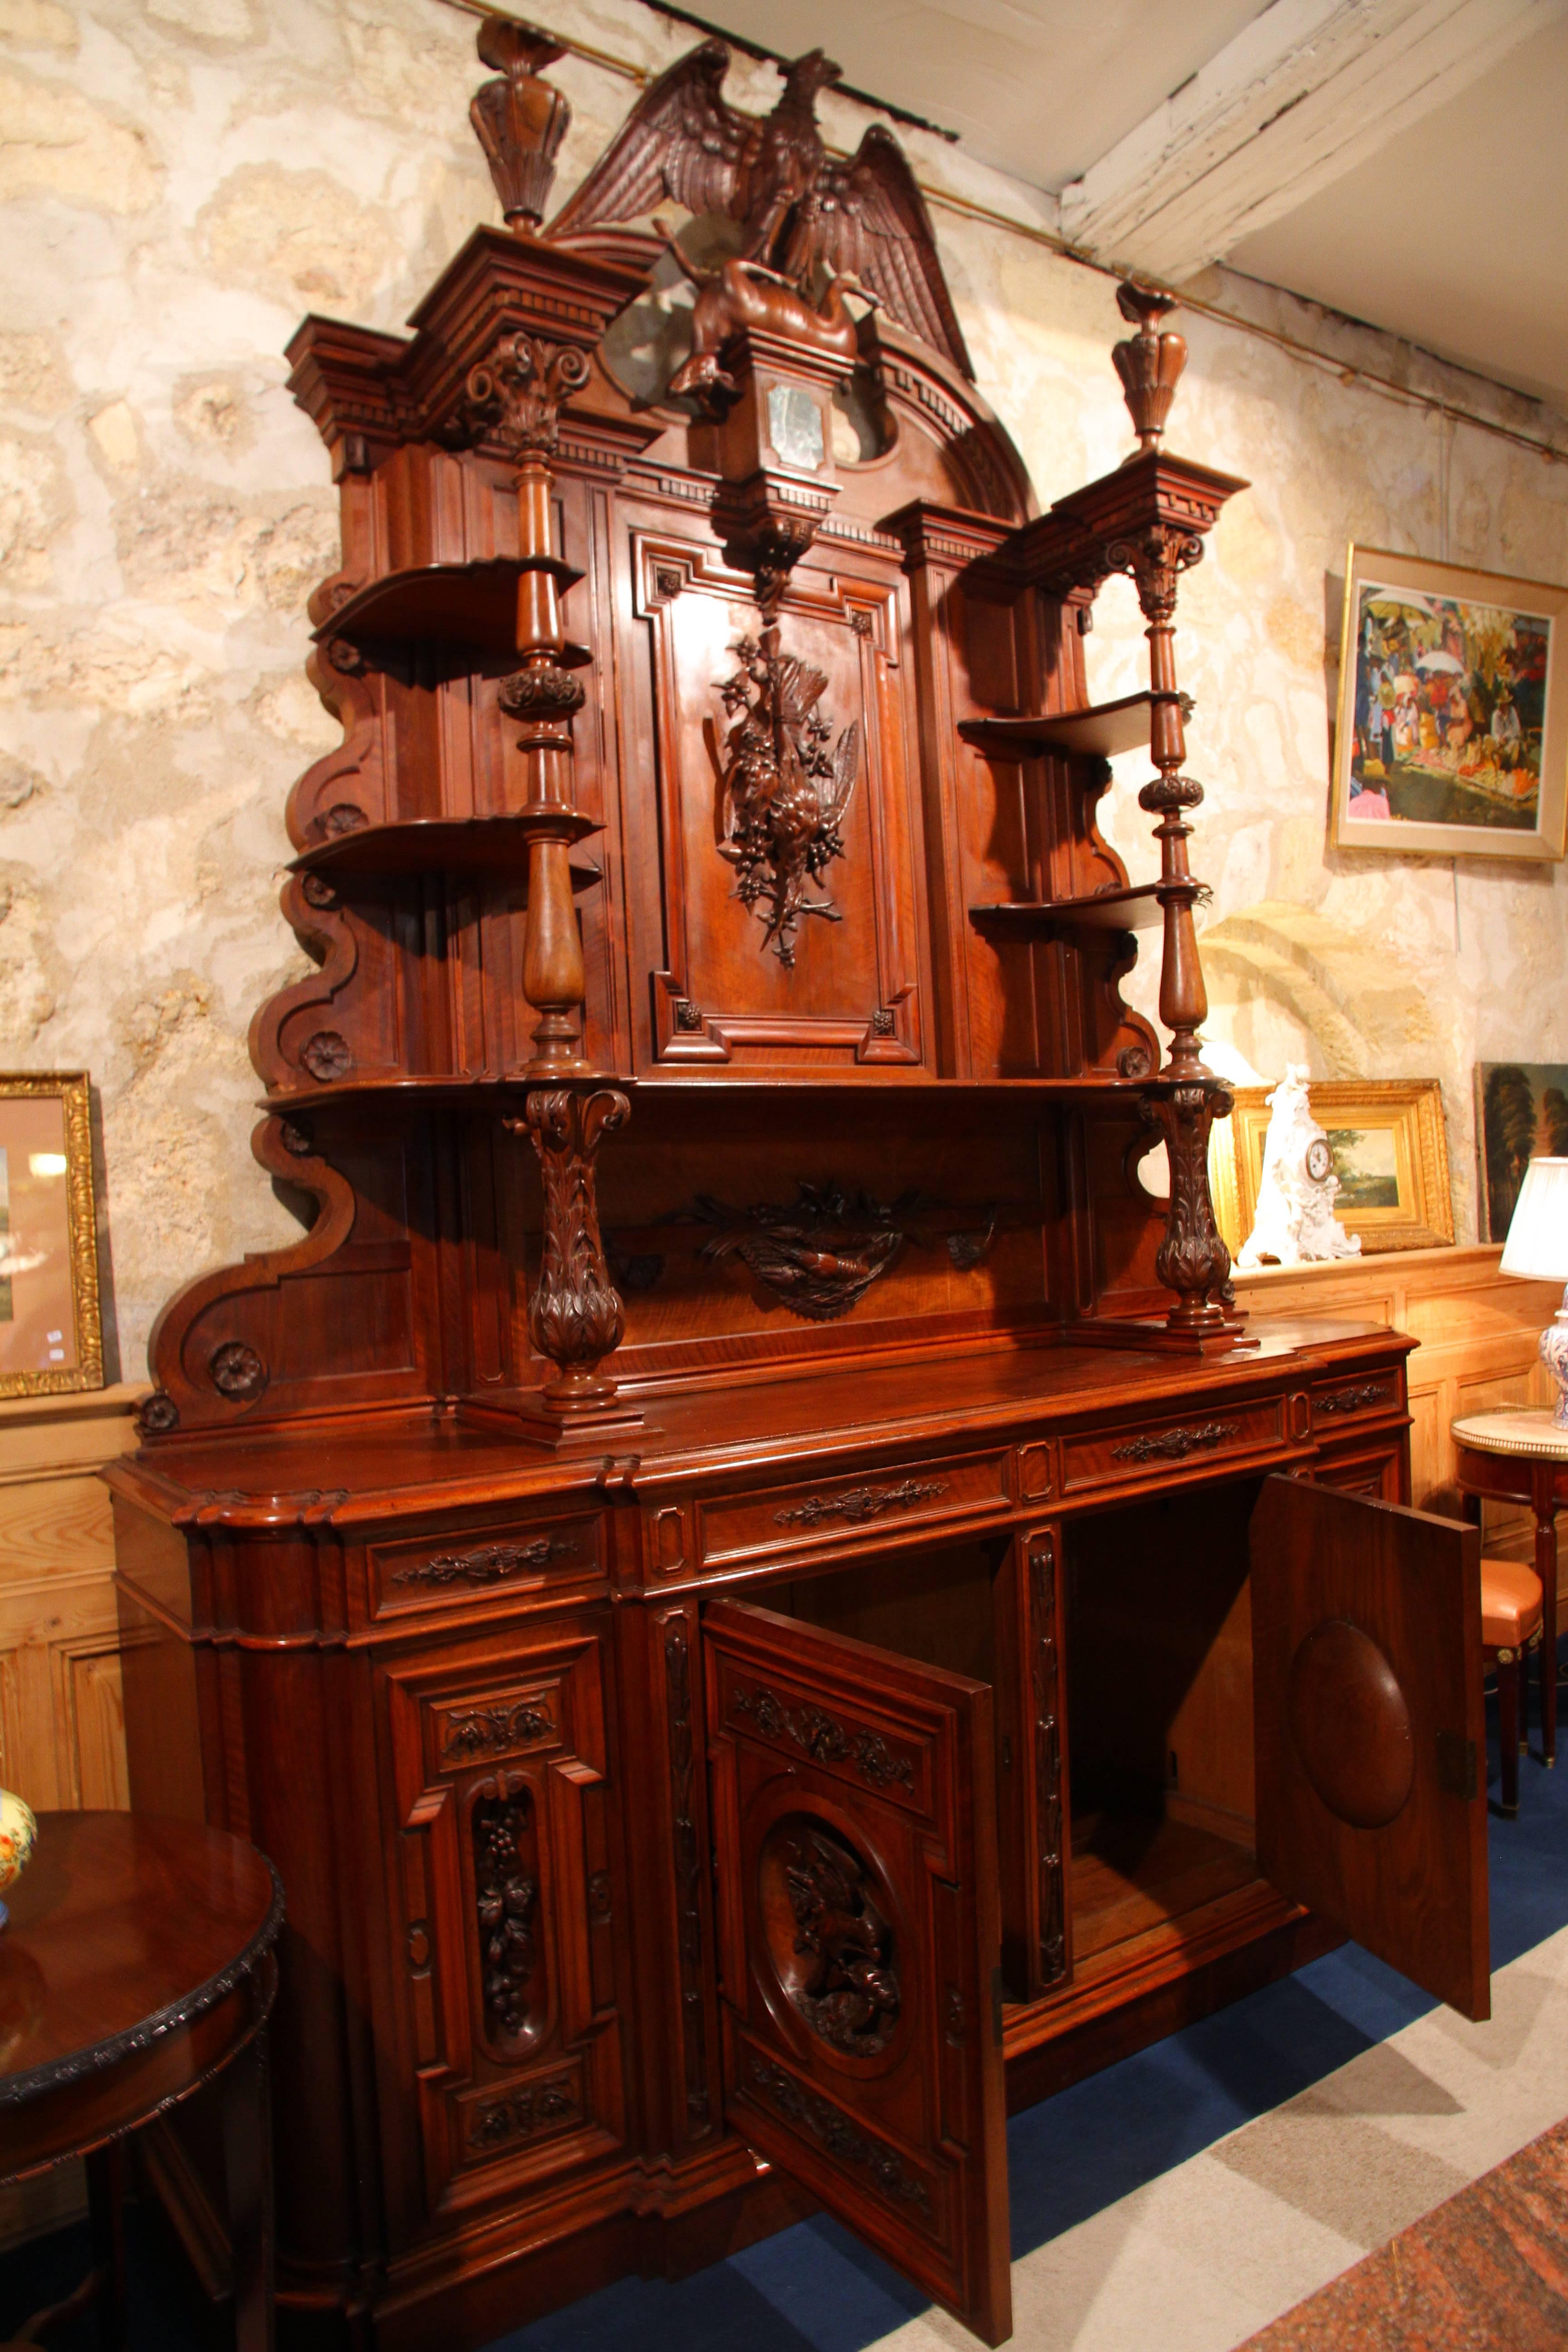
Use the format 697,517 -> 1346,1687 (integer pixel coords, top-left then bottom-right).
1211,1078 -> 1454,1258
1332,544 -> 1568,861
0,1073 -> 104,1397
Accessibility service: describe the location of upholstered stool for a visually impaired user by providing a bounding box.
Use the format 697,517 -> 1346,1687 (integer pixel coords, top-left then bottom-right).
1482,1556 -> 1544,1814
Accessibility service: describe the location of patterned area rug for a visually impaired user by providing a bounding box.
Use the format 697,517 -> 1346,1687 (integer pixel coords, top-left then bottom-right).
1240,2114 -> 1568,2350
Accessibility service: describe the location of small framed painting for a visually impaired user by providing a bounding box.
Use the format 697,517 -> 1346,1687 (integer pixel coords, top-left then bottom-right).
0,1074 -> 104,1396
1211,1078 -> 1454,1257
1476,1061 -> 1568,1241
1332,545 -> 1568,860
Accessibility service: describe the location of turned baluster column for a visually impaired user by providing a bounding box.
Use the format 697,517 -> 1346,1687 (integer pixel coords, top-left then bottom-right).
1107,283 -> 1236,1336
462,15 -> 637,1433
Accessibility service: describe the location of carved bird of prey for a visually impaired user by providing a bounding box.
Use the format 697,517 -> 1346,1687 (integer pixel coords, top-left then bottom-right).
546,39 -> 973,381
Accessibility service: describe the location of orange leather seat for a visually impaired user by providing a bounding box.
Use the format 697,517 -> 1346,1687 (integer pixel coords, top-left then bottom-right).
1481,1556 -> 1544,1650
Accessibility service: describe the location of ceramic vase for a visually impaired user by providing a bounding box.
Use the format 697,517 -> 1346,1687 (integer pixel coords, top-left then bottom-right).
0,1791 -> 37,1928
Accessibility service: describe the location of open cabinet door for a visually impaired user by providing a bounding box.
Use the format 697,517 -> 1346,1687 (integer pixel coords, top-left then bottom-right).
705,1597 -> 1012,2347
1251,1476 -> 1490,2020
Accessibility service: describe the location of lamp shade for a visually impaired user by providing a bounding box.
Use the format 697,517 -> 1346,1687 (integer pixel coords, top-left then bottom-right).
1499,1156 -> 1568,1281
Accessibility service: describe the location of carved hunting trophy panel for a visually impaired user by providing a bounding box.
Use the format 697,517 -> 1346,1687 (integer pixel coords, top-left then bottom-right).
107,19 -> 1496,2352
629,536 -> 922,1066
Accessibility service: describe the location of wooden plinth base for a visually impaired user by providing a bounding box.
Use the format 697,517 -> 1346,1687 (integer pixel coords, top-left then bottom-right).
460,1390 -> 653,1449
1067,1314 -> 1259,1356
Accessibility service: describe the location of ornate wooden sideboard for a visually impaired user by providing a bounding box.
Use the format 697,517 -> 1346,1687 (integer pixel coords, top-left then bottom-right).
107,25 -> 1492,2347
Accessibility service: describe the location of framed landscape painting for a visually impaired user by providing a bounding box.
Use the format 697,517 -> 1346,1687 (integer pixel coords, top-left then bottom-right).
1211,1078 -> 1454,1256
1476,1061 -> 1568,1241
1332,546 -> 1568,860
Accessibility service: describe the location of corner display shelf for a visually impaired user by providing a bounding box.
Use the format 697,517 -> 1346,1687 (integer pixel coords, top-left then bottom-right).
107,24 -> 1495,2352
289,818 -> 602,887
959,688 -> 1185,762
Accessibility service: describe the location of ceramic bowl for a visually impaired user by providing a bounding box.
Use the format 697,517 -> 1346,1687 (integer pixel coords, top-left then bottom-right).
0,1790 -> 37,1925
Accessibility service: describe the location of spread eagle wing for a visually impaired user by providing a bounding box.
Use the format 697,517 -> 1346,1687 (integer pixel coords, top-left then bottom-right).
547,40 -> 754,239
817,125 -> 973,380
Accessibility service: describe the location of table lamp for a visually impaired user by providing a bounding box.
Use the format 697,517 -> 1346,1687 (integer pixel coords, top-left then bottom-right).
1500,1156 -> 1568,1428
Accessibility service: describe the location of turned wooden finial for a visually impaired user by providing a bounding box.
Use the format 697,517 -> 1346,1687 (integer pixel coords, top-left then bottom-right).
470,16 -> 572,231
1112,282 -> 1187,456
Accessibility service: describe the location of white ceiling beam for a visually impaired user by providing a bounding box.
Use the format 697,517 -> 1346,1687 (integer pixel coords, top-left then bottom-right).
1058,0 -> 1564,283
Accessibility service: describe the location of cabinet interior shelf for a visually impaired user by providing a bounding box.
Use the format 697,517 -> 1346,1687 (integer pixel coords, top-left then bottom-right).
290,817 -> 603,889
970,883 -> 1163,938
318,559 -> 592,658
960,690 -> 1181,762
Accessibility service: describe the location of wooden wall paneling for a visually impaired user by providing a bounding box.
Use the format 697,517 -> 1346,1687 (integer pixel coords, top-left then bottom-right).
1234,1248 -> 1565,1591
0,1387 -> 141,1813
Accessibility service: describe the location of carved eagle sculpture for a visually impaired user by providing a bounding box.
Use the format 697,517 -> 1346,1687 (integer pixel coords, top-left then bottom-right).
546,39 -> 972,381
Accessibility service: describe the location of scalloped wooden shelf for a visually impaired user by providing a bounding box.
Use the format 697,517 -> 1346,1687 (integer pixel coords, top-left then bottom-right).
317,559 -> 591,658
289,816 -> 603,888
970,884 -> 1163,938
960,691 -> 1180,762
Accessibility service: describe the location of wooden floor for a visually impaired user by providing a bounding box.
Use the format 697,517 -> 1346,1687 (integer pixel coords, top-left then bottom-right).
1070,1808 -> 1262,1961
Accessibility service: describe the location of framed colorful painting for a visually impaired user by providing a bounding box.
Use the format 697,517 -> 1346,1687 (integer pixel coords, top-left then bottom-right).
0,1074 -> 104,1396
1332,546 -> 1568,860
1211,1078 -> 1454,1256
1476,1062 -> 1568,1241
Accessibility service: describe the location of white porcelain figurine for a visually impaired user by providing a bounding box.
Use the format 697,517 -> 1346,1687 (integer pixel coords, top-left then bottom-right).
1237,1065 -> 1362,1271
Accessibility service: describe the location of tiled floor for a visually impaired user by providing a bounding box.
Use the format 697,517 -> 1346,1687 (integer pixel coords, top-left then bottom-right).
5,1662 -> 1566,2350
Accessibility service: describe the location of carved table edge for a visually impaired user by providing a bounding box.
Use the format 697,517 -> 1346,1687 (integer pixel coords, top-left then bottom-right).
0,1859 -> 284,2111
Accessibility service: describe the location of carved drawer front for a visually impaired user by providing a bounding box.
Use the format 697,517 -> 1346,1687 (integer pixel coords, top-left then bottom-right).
1313,1445 -> 1403,1505
379,1619 -> 625,2241
1061,1396 -> 1287,1494
696,1448 -> 1014,1569
1310,1369 -> 1405,1430
367,1509 -> 603,1617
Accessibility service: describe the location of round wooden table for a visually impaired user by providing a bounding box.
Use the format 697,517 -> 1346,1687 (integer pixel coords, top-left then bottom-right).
1452,1406 -> 1568,1769
0,1811 -> 282,2350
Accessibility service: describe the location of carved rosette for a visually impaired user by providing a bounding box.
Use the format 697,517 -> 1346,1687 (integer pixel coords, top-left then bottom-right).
515,1089 -> 629,1412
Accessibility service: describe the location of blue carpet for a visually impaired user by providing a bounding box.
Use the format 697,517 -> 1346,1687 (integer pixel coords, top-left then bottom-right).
5,1654 -> 1566,2349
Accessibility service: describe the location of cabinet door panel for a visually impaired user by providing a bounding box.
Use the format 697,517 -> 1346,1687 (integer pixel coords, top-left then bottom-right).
705,1597 -> 1011,2347
1251,1476 -> 1489,2019
379,1619 -> 626,2238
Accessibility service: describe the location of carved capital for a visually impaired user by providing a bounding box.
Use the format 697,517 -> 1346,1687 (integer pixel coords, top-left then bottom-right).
466,332 -> 591,462
1104,522 -> 1204,627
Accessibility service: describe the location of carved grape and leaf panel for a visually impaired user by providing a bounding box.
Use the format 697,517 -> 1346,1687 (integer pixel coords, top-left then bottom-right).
703,1596 -> 1011,2342
631,533 -> 921,1069
380,1621 -> 624,2230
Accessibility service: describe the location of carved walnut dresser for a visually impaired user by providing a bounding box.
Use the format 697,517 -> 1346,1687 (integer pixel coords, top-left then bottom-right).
107,23 -> 1490,2347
